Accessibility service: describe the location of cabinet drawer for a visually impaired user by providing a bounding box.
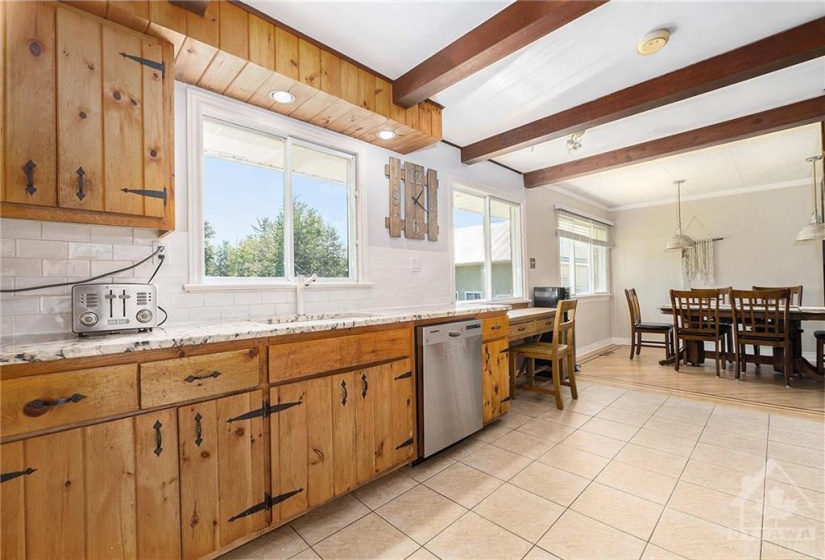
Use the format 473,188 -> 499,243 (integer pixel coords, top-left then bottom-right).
140,348 -> 260,408
1,365 -> 138,438
269,327 -> 412,383
536,317 -> 555,334
483,315 -> 509,341
509,321 -> 535,339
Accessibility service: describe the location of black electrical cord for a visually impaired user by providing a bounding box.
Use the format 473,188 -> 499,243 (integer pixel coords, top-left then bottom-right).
157,305 -> 169,326
147,253 -> 166,284
0,246 -> 164,294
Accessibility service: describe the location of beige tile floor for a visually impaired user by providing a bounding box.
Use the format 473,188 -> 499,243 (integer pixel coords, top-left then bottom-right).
223,380 -> 824,560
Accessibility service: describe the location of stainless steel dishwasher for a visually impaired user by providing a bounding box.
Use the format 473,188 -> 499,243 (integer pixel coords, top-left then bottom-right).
417,319 -> 483,458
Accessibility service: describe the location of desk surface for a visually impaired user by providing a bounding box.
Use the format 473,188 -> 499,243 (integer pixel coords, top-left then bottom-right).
508,308 -> 556,322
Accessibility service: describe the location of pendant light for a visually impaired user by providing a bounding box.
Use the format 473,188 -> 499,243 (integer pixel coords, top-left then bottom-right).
666,179 -> 695,250
795,155 -> 825,242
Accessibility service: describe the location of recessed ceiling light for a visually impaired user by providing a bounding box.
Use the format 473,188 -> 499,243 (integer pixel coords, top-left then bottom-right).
637,29 -> 670,56
376,130 -> 397,140
269,90 -> 296,104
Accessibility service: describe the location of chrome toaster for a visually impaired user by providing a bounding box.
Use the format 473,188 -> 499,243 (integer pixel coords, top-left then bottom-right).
72,283 -> 158,334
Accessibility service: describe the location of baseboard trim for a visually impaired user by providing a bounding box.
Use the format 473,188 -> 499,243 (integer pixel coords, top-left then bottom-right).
576,339 -> 615,360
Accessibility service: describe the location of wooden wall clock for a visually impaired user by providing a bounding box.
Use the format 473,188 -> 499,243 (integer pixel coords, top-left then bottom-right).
384,156 -> 439,241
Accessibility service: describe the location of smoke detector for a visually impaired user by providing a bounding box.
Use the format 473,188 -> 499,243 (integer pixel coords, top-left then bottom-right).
637,29 -> 670,56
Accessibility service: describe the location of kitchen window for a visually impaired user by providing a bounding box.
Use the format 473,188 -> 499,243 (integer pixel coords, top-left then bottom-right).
557,208 -> 612,295
453,188 -> 523,302
188,90 -> 361,287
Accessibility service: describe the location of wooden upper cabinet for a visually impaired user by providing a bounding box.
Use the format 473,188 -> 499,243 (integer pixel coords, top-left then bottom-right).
1,2 -> 174,231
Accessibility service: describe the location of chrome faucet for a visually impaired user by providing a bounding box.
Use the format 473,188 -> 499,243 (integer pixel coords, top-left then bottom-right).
295,273 -> 318,315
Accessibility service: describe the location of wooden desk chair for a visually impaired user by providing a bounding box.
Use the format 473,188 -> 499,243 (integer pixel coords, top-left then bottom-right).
730,288 -> 793,386
670,289 -> 726,376
510,299 -> 578,410
625,288 -> 674,360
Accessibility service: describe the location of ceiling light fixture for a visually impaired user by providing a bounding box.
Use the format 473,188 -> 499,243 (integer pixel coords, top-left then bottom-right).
376,130 -> 397,140
796,154 -> 825,242
637,29 -> 670,56
269,90 -> 296,104
666,179 -> 695,250
566,130 -> 585,155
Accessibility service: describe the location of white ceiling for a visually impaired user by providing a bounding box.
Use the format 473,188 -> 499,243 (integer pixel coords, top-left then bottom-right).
243,1 -> 824,208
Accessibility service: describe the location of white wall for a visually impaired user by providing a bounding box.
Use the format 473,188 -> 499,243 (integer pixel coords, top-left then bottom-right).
0,83 -> 523,336
524,187 -> 614,352
611,184 -> 823,353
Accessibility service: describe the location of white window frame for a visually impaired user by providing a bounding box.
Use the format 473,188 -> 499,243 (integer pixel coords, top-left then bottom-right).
451,181 -> 525,304
556,206 -> 612,296
184,86 -> 368,291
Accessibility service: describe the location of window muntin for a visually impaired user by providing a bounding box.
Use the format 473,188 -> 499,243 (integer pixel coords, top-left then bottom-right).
201,117 -> 355,282
454,188 -> 522,302
557,209 -> 612,295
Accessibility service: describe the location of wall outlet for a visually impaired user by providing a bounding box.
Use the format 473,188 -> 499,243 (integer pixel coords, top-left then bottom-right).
151,242 -> 167,265
410,257 -> 421,272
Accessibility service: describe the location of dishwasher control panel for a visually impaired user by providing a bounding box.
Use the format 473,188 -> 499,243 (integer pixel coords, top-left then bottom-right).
419,320 -> 481,345
72,283 -> 158,334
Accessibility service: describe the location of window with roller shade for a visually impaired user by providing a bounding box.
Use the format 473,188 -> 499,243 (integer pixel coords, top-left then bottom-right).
557,208 -> 612,295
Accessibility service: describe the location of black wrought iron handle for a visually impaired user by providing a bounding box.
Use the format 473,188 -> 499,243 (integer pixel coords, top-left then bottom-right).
23,393 -> 86,417
153,420 -> 163,456
1,467 -> 37,483
76,167 -> 86,200
194,412 -> 203,447
24,160 -> 36,195
341,380 -> 348,405
361,373 -> 368,398
185,370 -> 221,383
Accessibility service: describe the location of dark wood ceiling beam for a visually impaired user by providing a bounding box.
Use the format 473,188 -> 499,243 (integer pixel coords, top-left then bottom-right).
523,96 -> 825,188
392,0 -> 607,108
462,17 -> 825,164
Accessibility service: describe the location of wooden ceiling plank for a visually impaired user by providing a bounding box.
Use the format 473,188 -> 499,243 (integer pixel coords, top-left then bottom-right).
523,95 -> 825,188
393,0 -> 607,108
463,17 -> 825,164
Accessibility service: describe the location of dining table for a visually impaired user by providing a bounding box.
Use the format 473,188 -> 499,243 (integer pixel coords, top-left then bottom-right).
658,304 -> 825,383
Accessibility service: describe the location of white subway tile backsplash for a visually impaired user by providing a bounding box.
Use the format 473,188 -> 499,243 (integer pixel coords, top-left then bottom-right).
132,229 -> 160,245
113,244 -> 154,261
261,290 -> 288,304
89,225 -> 133,244
42,222 -> 91,241
234,291 -> 262,305
249,304 -> 277,318
203,292 -> 235,306
0,314 -> 13,336
68,242 -> 113,260
1,239 -> 14,257
39,296 -> 72,314
91,261 -> 134,277
1,258 -> 42,277
1,219 -> 42,239
188,306 -> 222,322
15,239 -> 67,259
15,312 -> 71,334
221,305 -> 250,320
13,277 -> 70,296
42,259 -> 91,277
0,296 -> 40,315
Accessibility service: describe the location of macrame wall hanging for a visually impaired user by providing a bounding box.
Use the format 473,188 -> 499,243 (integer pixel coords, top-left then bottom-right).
679,217 -> 723,287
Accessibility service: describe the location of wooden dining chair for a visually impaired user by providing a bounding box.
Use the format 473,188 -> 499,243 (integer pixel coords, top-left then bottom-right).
670,289 -> 726,376
625,288 -> 674,360
692,287 -> 734,365
730,288 -> 793,386
815,330 -> 825,376
510,299 -> 578,410
753,285 -> 803,306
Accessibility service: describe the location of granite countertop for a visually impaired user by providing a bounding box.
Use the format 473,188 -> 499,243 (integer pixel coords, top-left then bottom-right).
0,303 -> 509,366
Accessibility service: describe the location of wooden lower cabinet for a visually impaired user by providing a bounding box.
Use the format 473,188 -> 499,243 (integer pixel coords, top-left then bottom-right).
178,391 -> 266,560
0,409 -> 180,560
269,358 -> 415,523
483,338 -> 510,423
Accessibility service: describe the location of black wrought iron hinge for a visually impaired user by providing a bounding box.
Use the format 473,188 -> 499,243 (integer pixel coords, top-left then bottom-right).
394,371 -> 412,380
1,467 -> 37,483
501,396 -> 512,403
228,488 -> 304,522
395,437 -> 414,450
122,187 -> 168,206
119,52 -> 165,78
226,400 -> 303,423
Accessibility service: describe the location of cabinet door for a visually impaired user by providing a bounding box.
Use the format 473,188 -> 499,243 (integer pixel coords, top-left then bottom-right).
483,339 -> 510,422
179,392 -> 266,560
389,359 -> 415,465
269,378 -> 333,523
331,371 -> 357,495
3,1 -> 57,206
0,413 -> 180,560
